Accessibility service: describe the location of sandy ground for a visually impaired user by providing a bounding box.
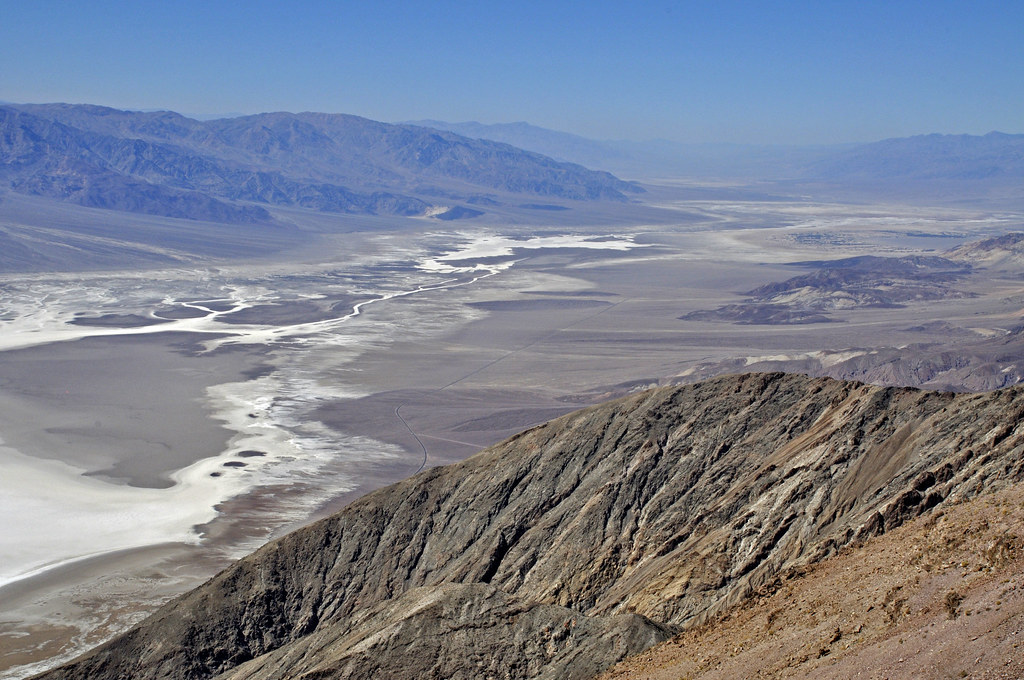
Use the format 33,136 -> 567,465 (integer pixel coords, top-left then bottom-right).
0,543 -> 214,680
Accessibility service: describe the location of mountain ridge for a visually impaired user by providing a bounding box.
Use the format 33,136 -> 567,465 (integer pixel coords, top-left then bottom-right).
34,372 -> 1024,679
807,130 -> 1024,180
0,104 -> 642,224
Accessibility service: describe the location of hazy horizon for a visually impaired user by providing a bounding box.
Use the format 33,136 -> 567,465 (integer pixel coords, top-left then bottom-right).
3,101 -> 1019,149
2,1 -> 1021,146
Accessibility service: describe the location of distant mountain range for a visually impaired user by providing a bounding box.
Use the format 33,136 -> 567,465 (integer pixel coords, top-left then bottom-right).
0,104 -> 642,224
408,119 -> 835,179
2,104 -> 1021,229
409,119 -> 1024,185
407,119 -> 639,173
807,131 -> 1024,180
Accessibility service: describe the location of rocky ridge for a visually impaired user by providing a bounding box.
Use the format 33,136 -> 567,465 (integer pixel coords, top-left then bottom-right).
948,231 -> 1024,272
676,327 -> 1024,394
681,255 -> 974,325
36,372 -> 1024,679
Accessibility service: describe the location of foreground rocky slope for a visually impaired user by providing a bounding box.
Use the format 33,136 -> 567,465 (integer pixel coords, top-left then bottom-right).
37,373 -> 1024,679
216,584 -> 669,680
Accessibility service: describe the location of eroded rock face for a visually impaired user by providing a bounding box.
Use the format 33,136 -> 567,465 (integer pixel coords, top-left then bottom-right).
214,584 -> 671,680
36,373 -> 1024,680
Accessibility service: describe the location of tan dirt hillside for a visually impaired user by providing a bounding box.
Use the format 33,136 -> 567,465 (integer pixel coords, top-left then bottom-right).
599,482 -> 1024,680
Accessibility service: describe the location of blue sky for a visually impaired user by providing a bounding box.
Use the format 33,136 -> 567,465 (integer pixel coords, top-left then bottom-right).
1,1 -> 1020,144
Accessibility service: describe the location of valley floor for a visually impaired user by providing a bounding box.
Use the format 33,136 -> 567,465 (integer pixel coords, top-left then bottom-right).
3,184 -> 1024,678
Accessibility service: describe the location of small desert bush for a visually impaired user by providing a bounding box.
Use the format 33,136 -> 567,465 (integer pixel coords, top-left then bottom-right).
944,590 -> 963,619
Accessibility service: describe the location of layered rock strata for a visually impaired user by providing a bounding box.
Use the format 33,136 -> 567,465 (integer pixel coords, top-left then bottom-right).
37,373 -> 1024,679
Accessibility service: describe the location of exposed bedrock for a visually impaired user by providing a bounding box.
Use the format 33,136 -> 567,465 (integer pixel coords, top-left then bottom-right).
37,372 -> 1024,679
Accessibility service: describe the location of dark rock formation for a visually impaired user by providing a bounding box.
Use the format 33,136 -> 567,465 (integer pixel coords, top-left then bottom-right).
677,324 -> 1024,393
681,255 -> 973,325
36,373 -> 1024,679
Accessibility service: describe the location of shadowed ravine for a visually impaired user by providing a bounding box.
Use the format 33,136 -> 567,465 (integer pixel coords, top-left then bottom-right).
35,372 -> 1024,679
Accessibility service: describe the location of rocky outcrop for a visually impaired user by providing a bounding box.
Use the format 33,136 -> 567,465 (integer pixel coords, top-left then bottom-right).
681,255 -> 974,325
676,326 -> 1024,393
36,373 -> 1024,679
948,231 -> 1024,271
215,584 -> 670,680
